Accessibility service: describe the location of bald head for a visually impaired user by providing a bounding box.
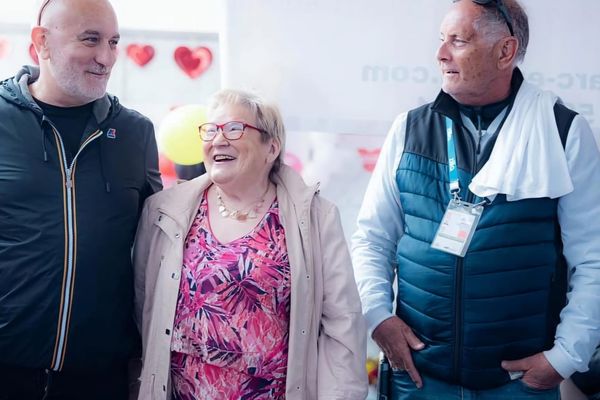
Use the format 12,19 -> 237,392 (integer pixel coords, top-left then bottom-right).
38,0 -> 118,30
30,0 -> 120,106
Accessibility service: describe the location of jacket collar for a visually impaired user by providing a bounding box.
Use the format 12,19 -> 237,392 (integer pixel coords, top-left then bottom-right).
430,68 -> 525,122
273,165 -> 321,213
153,174 -> 212,230
153,165 -> 320,230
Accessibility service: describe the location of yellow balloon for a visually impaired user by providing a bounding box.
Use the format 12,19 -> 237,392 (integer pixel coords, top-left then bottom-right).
158,104 -> 206,165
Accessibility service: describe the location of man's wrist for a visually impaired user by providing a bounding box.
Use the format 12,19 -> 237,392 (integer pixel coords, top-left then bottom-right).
544,345 -> 578,379
365,308 -> 395,337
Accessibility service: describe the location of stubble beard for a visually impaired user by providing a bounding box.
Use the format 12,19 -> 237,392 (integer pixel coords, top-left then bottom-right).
50,57 -> 109,105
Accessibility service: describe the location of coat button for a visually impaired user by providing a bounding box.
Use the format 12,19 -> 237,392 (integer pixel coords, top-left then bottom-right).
175,233 -> 181,238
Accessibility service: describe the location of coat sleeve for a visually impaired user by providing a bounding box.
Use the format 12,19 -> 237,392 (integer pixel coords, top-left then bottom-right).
316,201 -> 368,400
132,198 -> 154,336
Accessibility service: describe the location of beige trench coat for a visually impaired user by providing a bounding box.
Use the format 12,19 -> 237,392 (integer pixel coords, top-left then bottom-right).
133,165 -> 367,400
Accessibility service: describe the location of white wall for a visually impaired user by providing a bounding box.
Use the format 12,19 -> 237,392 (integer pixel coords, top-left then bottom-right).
0,0 -> 222,32
222,0 -> 600,135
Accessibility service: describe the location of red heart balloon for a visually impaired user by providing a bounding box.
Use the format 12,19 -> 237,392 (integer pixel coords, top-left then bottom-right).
357,148 -> 381,172
173,46 -> 212,79
29,43 -> 39,65
126,44 -> 155,67
0,37 -> 10,59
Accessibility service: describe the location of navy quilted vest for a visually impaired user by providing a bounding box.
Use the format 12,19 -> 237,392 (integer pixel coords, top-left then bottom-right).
394,89 -> 574,389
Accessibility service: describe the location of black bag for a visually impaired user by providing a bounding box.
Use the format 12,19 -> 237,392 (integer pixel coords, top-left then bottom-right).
571,345 -> 600,398
377,352 -> 391,400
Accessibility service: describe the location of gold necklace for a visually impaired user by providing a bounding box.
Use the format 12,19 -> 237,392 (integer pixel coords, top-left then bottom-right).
216,184 -> 271,221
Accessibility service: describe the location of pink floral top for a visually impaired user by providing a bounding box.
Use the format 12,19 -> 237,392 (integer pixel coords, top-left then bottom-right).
170,191 -> 291,400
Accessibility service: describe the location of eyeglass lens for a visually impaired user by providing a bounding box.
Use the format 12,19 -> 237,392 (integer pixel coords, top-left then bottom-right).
200,122 -> 245,140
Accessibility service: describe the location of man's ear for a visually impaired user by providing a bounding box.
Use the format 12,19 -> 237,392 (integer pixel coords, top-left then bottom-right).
31,26 -> 50,60
497,36 -> 518,70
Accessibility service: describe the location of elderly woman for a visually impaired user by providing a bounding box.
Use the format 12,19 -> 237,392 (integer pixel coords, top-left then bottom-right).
133,89 -> 367,400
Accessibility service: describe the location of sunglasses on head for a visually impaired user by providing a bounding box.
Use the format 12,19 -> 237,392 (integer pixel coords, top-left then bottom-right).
472,0 -> 515,36
36,0 -> 52,26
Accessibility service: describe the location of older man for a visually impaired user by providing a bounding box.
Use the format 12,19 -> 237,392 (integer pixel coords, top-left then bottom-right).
353,0 -> 600,398
0,0 -> 161,399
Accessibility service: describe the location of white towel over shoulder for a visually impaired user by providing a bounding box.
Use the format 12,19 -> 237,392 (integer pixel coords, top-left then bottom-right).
469,81 -> 573,201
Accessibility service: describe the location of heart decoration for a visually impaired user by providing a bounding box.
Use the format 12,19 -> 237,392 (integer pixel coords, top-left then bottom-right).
0,37 -> 10,59
29,43 -> 39,65
126,44 -> 155,67
173,46 -> 212,79
357,148 -> 381,172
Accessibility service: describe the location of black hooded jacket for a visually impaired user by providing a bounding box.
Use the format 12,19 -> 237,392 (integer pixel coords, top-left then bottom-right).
0,66 -> 162,372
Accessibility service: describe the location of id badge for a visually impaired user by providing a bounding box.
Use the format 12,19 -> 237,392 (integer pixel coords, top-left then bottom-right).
431,199 -> 483,257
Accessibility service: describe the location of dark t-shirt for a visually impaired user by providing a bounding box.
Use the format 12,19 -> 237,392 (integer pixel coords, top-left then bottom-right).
34,98 -> 94,165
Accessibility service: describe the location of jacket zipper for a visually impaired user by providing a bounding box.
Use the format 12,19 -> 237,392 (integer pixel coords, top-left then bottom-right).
49,125 -> 104,371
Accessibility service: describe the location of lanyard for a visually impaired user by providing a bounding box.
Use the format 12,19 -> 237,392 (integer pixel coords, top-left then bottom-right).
445,116 -> 497,206
445,117 -> 460,196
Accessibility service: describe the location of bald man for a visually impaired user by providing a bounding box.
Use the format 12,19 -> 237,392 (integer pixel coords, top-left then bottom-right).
0,0 -> 162,399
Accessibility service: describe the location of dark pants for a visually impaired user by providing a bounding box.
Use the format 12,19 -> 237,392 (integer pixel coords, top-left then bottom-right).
0,364 -> 128,400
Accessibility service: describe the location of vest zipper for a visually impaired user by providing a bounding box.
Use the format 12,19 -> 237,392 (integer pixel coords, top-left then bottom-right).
48,125 -> 104,371
452,123 -> 480,381
453,257 -> 464,381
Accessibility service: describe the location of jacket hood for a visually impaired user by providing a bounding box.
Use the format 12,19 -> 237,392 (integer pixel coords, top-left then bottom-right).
0,65 -> 122,125
273,165 -> 321,211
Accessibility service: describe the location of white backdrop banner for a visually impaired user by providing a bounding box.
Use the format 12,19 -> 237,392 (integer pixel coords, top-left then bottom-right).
222,0 -> 600,239
222,0 -> 600,134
